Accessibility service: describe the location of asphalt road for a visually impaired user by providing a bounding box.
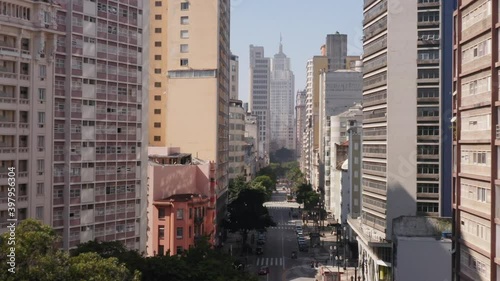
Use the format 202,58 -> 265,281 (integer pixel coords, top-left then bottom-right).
258,191 -> 316,281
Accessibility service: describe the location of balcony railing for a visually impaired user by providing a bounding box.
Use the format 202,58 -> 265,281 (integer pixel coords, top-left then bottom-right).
496,124 -> 500,139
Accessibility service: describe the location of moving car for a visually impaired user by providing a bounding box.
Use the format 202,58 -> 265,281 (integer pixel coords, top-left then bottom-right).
258,266 -> 269,275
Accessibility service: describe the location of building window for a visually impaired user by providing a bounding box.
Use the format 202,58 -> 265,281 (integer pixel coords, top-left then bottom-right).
180,59 -> 188,66
154,95 -> 161,101
158,207 -> 165,218
36,206 -> 44,220
155,14 -> 162,20
176,227 -> 183,238
158,226 -> 164,239
38,88 -> 46,101
39,65 -> 46,78
158,245 -> 164,256
155,28 -> 161,33
154,82 -> 161,88
176,209 -> 184,220
180,44 -> 189,53
154,68 -> 161,74
155,55 -> 161,60
154,136 -> 161,141
181,2 -> 189,10
154,109 -> 161,114
155,1 -> 161,6
180,30 -> 189,39
176,246 -> 183,254
37,135 -> 45,149
38,112 -> 45,124
154,122 -> 161,128
180,16 -> 189,25
154,41 -> 161,47
36,183 -> 44,195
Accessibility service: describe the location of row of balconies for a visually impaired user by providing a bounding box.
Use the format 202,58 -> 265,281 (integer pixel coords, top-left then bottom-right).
363,0 -> 387,25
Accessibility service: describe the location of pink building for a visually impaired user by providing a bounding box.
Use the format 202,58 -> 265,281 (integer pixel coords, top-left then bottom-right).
147,147 -> 216,256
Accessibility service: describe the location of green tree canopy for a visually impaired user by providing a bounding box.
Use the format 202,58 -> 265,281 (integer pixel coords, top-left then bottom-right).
228,175 -> 249,202
295,183 -> 321,210
224,188 -> 276,234
68,252 -> 131,281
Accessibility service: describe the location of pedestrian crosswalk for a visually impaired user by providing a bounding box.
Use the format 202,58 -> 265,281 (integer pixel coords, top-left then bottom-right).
256,257 -> 284,267
268,226 -> 294,230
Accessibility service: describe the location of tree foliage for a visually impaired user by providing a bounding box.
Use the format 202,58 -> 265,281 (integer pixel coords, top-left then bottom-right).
224,189 -> 276,234
0,220 -> 257,281
228,175 -> 249,202
295,183 -> 320,210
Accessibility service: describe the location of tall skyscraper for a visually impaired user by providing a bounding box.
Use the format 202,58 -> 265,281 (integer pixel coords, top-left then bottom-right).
55,0 -> 148,250
230,54 -> 239,100
326,32 -> 348,71
452,0 -> 495,280
270,38 -> 295,152
348,1 -> 450,280
152,0 -> 230,245
296,89 -> 307,166
249,45 -> 270,157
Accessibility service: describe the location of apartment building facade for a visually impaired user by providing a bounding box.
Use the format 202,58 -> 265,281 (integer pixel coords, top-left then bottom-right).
452,0 -> 497,280
249,45 -> 270,158
153,0 -> 230,245
229,99 -> 245,180
296,89 -> 307,167
147,148 -> 216,256
52,0 -> 149,250
230,54 -> 239,100
303,56 -> 328,185
0,0 -> 59,232
348,0 -> 452,280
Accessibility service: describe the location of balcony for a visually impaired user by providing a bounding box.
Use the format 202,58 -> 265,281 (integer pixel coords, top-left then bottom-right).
497,124 -> 500,139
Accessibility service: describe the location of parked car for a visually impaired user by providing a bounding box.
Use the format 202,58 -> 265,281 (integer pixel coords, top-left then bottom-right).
258,266 -> 269,275
256,246 -> 264,255
296,229 -> 303,235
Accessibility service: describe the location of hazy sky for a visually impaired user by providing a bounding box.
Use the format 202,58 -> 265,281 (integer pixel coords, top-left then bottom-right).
230,0 -> 364,104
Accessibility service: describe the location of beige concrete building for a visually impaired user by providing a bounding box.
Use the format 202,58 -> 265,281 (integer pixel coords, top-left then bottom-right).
148,0 -> 169,147
303,56 -> 328,187
230,54 -> 239,100
244,113 -> 259,181
0,0 -> 58,231
229,99 -> 245,179
453,0 -> 497,280
149,0 -> 230,244
296,89 -> 307,167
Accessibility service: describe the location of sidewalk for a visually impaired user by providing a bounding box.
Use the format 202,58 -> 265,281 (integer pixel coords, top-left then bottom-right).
220,231 -> 258,273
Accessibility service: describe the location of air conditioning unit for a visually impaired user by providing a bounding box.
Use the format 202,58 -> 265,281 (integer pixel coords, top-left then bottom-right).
39,124 -> 44,128
45,24 -> 49,28
38,147 -> 44,152
38,172 -> 43,175
39,53 -> 45,58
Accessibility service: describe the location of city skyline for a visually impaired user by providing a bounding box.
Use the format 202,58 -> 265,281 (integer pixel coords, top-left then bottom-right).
230,0 -> 363,104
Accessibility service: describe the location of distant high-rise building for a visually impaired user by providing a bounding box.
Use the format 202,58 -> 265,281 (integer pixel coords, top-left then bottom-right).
319,71 -> 363,212
228,99 -> 245,180
230,54 -> 239,100
296,90 -> 307,167
326,32 -> 348,71
452,0 -> 497,280
249,45 -> 270,157
270,38 -> 295,152
303,56 -> 328,186
348,1 -> 451,280
150,0 -> 230,246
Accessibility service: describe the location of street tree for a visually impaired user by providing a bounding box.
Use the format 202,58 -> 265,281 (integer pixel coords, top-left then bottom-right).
68,252 -> 132,281
295,183 -> 320,210
223,188 -> 276,244
228,175 -> 249,202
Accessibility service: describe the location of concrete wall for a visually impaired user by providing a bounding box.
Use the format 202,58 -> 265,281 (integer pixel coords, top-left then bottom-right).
394,237 -> 451,281
385,0 -> 418,234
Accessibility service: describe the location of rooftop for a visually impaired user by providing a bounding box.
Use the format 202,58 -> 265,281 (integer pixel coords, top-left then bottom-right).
160,193 -> 208,202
